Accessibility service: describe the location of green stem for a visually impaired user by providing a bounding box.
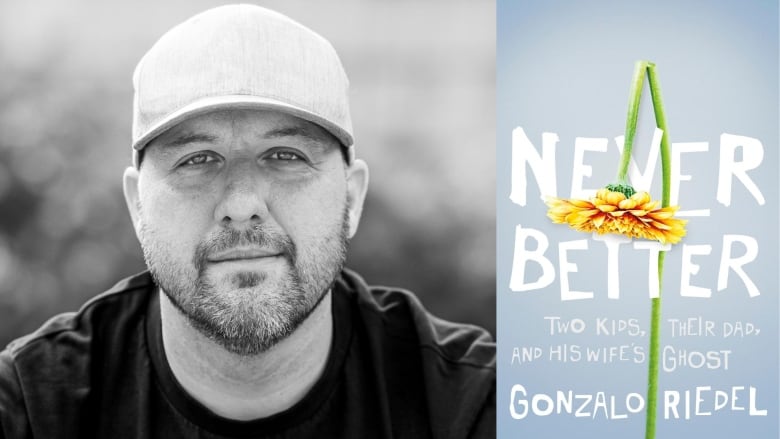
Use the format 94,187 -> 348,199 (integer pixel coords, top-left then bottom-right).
643,62 -> 671,439
646,256 -> 663,439
616,61 -> 650,183
647,63 -> 672,207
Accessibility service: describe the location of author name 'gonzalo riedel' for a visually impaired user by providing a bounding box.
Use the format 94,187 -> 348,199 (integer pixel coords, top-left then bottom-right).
509,384 -> 767,420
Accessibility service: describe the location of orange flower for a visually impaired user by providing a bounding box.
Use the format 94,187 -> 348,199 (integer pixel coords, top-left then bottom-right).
546,188 -> 687,244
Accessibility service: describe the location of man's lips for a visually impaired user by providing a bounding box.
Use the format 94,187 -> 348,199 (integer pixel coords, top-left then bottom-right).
206,247 -> 283,263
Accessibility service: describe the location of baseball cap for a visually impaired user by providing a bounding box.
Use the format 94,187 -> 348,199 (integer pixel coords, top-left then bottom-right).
131,4 -> 354,167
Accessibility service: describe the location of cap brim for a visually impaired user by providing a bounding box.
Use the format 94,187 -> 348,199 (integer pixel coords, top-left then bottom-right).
133,95 -> 354,153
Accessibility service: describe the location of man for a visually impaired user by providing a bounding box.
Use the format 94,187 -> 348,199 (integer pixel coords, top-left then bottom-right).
0,4 -> 495,438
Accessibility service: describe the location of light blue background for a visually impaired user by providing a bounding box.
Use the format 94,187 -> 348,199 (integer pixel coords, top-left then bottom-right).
497,0 -> 778,437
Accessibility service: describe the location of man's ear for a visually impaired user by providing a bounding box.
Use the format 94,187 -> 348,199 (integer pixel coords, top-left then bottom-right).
123,166 -> 142,237
345,158 -> 369,239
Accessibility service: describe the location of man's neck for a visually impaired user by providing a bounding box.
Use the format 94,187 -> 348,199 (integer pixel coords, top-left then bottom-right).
159,290 -> 334,421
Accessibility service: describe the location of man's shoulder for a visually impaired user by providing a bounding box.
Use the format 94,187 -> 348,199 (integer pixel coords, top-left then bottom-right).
3,271 -> 155,359
337,269 -> 495,438
339,268 -> 495,370
0,272 -> 156,437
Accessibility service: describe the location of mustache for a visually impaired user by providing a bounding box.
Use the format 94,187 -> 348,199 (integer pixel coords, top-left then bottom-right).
193,225 -> 297,273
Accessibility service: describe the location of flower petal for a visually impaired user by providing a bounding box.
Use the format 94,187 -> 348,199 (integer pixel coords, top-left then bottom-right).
592,214 -> 606,228
569,199 -> 594,208
605,191 -> 627,205
631,192 -> 651,205
618,199 -> 637,210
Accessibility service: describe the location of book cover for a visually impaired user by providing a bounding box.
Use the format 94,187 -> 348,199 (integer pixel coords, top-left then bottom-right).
497,1 -> 779,437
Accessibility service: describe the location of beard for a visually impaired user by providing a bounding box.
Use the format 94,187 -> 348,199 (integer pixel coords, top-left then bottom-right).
138,207 -> 350,356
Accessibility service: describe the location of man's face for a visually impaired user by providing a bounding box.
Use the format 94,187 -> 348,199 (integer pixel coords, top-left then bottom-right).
123,109 -> 367,355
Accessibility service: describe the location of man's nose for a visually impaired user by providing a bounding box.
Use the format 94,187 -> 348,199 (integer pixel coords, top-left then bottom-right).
213,159 -> 270,226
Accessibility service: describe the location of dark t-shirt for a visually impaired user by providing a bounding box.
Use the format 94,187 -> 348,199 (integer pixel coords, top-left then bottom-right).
0,269 -> 495,438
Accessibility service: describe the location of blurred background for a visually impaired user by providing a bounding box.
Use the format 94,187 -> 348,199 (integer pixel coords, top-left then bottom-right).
0,0 -> 495,347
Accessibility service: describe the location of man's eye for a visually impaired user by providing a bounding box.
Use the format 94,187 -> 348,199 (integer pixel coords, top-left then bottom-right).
181,154 -> 216,166
270,150 -> 303,161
